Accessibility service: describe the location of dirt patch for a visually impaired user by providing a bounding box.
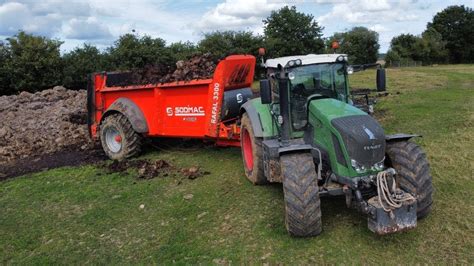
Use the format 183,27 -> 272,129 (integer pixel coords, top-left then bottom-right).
0,148 -> 106,181
101,159 -> 209,180
105,159 -> 172,179
0,86 -> 93,165
181,166 -> 210,180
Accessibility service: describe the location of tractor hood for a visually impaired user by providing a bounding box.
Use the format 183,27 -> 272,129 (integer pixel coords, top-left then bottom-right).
309,99 -> 385,169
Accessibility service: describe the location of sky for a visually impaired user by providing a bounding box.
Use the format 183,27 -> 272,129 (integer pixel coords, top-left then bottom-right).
0,0 -> 472,53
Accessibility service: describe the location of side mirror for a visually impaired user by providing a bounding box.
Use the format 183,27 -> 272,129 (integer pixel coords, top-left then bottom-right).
376,68 -> 386,92
260,79 -> 272,104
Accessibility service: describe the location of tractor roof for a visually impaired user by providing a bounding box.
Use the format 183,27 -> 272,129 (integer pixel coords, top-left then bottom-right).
265,54 -> 347,68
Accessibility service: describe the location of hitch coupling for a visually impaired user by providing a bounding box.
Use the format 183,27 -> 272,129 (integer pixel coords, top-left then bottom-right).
352,168 -> 418,235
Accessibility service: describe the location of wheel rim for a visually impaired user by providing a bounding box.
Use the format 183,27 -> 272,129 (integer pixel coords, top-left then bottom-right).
242,128 -> 254,170
105,127 -> 122,153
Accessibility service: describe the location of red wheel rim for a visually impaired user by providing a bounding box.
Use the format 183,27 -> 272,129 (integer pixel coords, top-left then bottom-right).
242,128 -> 254,170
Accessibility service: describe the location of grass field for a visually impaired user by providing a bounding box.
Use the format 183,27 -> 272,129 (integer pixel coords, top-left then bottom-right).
1,65 -> 473,264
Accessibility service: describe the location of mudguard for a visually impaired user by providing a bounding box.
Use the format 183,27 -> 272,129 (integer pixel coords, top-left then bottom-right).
385,133 -> 421,142
102,97 -> 149,133
240,101 -> 265,137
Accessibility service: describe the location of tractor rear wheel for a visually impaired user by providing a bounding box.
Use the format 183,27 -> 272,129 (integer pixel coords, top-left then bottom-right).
281,153 -> 322,237
240,113 -> 267,185
100,113 -> 143,161
386,141 -> 434,219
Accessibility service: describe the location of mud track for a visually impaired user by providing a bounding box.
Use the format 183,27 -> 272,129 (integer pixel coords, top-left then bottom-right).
0,148 -> 106,181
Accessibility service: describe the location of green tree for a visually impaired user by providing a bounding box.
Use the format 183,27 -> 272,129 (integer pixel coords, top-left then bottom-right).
384,49 -> 401,66
389,34 -> 420,60
169,41 -> 198,61
263,6 -> 324,57
0,41 -> 13,95
427,5 -> 474,63
198,31 -> 264,60
326,27 -> 380,64
62,44 -> 108,89
107,34 -> 174,70
386,30 -> 448,66
418,28 -> 448,64
4,31 -> 63,94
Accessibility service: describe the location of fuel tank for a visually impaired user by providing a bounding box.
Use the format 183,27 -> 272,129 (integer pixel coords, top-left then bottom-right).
220,87 -> 253,120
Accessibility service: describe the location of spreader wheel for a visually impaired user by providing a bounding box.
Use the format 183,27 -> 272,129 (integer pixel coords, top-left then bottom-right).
281,153 -> 322,237
240,113 -> 267,185
100,113 -> 143,161
386,141 -> 434,219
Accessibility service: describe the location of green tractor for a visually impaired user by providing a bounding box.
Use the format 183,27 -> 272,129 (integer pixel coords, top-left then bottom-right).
239,53 -> 433,236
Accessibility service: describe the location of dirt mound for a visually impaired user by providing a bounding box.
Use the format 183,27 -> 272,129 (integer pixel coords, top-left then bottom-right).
112,53 -> 218,86
0,86 -> 93,166
168,53 -> 217,82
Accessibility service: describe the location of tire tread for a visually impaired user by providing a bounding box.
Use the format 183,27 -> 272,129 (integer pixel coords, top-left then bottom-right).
281,153 -> 322,237
386,141 -> 434,219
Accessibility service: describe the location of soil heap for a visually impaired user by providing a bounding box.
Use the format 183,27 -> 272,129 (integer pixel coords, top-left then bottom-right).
0,86 -> 92,165
112,53 -> 218,86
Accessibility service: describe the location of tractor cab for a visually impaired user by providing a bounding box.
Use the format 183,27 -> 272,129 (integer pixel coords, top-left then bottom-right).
264,54 -> 352,130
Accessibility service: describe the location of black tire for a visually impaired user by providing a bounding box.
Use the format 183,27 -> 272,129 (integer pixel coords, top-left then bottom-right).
281,153 -> 322,237
386,141 -> 434,219
240,113 -> 267,185
100,113 -> 143,161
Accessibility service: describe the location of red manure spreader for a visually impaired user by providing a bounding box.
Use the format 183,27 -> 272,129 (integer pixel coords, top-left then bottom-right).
87,55 -> 256,160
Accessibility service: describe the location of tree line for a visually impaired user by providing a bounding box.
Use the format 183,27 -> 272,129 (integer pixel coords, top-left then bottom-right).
386,5 -> 473,66
0,5 -> 472,95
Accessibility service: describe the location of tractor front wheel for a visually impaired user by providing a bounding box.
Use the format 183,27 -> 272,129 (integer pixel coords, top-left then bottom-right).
281,153 -> 322,237
386,141 -> 434,219
100,113 -> 143,161
240,113 -> 267,185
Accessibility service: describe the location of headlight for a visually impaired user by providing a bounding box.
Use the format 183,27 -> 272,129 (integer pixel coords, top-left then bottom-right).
347,66 -> 354,75
352,158 -> 385,173
295,59 -> 302,65
351,159 -> 366,173
288,72 -> 295,80
372,158 -> 385,171
288,60 -> 295,67
337,55 -> 345,62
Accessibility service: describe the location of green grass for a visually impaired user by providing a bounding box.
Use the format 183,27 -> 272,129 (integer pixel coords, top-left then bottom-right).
1,65 -> 473,264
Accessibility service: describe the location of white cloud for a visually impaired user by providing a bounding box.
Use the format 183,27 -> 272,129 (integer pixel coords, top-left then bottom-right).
369,24 -> 389,32
0,2 -> 30,35
84,0 -> 199,43
194,0 -> 285,32
359,0 -> 390,12
317,0 -> 347,3
0,1 -> 65,36
27,0 -> 91,16
318,0 -> 418,24
63,17 -> 112,40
